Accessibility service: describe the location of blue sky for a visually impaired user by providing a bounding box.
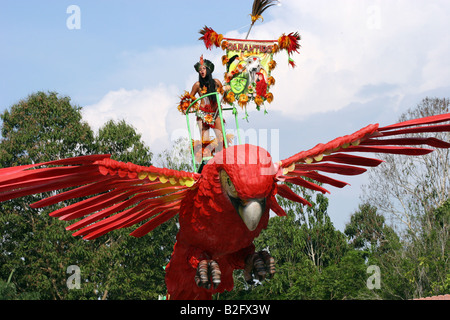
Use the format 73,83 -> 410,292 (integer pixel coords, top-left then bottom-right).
1,0 -> 450,231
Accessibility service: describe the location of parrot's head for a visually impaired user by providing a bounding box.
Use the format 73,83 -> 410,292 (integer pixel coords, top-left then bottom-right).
203,144 -> 278,232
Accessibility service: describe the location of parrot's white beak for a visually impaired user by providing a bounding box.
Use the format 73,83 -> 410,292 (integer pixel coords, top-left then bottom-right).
237,198 -> 265,231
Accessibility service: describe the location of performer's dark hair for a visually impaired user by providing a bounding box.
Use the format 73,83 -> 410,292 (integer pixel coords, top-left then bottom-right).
199,68 -> 217,104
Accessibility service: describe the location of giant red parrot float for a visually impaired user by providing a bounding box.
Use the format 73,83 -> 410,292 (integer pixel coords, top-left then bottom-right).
2,0 -> 450,301
1,113 -> 450,299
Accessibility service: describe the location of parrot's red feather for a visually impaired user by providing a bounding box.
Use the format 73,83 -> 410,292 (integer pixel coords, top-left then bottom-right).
130,207 -> 180,238
375,123 -> 450,137
295,163 -> 367,176
288,171 -> 349,188
276,184 -> 311,206
338,145 -> 434,155
283,176 -> 330,194
0,155 -> 199,239
320,154 -> 384,167
360,137 -> 450,148
270,195 -> 287,216
377,113 -> 450,131
276,112 -> 450,205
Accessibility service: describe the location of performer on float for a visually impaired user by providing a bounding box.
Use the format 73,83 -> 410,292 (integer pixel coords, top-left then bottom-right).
190,55 -> 229,153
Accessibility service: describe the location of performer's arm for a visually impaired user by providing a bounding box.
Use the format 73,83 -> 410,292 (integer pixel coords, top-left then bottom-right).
190,82 -> 200,97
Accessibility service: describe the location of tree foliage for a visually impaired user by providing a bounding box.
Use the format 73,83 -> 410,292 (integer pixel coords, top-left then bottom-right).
94,119 -> 152,166
359,97 -> 450,299
0,92 -> 176,300
220,184 -> 372,300
363,97 -> 450,234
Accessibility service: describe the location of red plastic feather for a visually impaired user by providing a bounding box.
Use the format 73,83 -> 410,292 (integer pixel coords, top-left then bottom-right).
1,112 -> 450,300
0,155 -> 199,240
278,32 -> 301,55
276,113 -> 450,206
198,26 -> 223,50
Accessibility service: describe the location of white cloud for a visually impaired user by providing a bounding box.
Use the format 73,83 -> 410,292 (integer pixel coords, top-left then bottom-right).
82,0 -> 450,159
83,84 -> 180,155
235,0 -> 450,117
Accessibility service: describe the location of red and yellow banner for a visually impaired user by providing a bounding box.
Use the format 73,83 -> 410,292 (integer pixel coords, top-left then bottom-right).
198,26 -> 300,116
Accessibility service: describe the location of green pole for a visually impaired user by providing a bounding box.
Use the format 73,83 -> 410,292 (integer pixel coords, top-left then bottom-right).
186,92 -> 243,171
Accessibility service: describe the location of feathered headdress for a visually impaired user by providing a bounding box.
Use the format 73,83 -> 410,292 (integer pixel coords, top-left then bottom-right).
198,26 -> 223,50
194,55 -> 215,73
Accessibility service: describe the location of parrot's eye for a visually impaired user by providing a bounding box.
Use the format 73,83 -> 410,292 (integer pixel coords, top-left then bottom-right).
220,170 -> 238,198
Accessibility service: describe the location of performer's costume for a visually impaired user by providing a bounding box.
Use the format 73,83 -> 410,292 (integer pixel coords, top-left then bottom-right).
193,57 -> 222,129
196,98 -> 219,129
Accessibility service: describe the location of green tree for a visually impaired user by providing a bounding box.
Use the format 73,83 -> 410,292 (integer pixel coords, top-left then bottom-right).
0,92 -> 177,299
361,97 -> 450,299
0,91 -> 97,299
221,183 -> 370,300
345,203 -> 399,254
94,119 -> 152,166
0,91 -> 94,166
0,270 -> 40,300
363,97 -> 450,235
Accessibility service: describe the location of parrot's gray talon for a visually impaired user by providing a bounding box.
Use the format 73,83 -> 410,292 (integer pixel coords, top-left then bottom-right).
195,260 -> 221,289
244,250 -> 275,284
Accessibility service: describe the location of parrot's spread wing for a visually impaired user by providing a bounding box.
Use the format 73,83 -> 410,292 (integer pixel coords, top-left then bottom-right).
0,155 -> 199,239
274,113 -> 450,211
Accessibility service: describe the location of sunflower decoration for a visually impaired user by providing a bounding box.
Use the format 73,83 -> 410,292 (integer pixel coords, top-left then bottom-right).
267,76 -> 276,87
221,40 -> 229,50
204,114 -> 214,125
238,94 -> 249,109
178,91 -> 198,114
223,91 -> 235,105
221,55 -> 229,66
268,60 -> 277,71
254,95 -> 264,107
195,110 -> 215,126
